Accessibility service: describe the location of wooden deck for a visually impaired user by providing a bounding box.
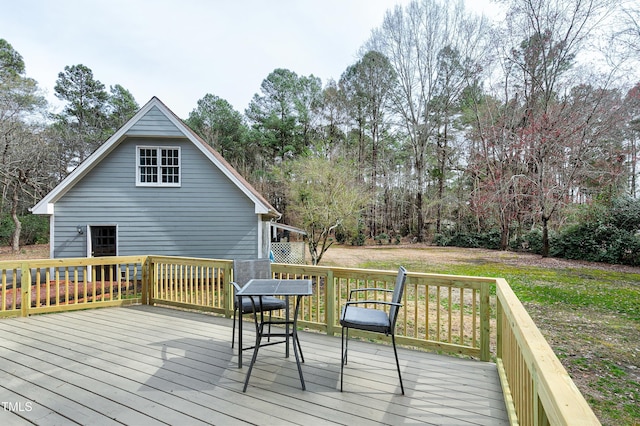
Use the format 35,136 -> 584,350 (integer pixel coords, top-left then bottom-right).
0,305 -> 508,425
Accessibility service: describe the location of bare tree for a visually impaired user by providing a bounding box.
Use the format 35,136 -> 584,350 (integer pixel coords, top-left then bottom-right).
284,157 -> 367,265
1,125 -> 56,251
366,0 -> 489,241
625,83 -> 640,197
0,39 -> 49,251
469,0 -> 625,254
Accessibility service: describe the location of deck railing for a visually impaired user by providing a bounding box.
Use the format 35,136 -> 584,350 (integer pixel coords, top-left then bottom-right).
1,256 -> 146,317
270,264 -> 492,361
147,255 -> 231,315
0,255 -> 600,425
495,278 -> 600,425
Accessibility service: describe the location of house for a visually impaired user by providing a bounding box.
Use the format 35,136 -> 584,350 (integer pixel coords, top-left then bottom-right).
31,97 -> 280,261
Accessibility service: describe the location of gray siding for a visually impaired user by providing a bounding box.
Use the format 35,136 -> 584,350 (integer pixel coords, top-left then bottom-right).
126,106 -> 184,136
53,137 -> 259,260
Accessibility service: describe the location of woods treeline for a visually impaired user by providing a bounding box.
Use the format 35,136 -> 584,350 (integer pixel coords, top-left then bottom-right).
2,0 -> 640,265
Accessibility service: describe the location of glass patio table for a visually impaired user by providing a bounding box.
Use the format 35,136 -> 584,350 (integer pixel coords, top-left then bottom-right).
235,278 -> 312,392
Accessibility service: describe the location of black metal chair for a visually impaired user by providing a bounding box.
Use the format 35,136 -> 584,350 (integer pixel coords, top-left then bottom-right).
231,259 -> 286,368
340,266 -> 408,394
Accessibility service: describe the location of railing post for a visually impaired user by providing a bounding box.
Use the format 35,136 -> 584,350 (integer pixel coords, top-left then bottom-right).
325,269 -> 335,336
142,256 -> 152,305
479,281 -> 491,361
223,263 -> 232,318
496,285 -> 503,359
20,263 -> 31,317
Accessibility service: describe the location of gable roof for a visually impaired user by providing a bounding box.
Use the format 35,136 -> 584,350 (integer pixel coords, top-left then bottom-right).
31,97 -> 279,218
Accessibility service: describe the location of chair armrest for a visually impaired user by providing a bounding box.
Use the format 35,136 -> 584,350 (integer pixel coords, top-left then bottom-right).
231,281 -> 242,293
344,300 -> 402,307
341,300 -> 403,321
348,287 -> 394,300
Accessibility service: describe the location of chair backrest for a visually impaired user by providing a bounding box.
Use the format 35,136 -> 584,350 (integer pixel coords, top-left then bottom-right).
389,266 -> 407,330
233,259 -> 272,289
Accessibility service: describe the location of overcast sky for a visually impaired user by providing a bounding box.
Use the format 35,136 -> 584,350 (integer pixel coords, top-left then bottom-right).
2,0 -> 496,119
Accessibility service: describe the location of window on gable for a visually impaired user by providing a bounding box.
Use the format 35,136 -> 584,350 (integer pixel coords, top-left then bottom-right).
136,146 -> 181,186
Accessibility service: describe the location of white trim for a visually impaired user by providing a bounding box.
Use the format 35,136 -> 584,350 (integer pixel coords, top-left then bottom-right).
270,222 -> 307,236
257,218 -> 263,258
175,139 -> 271,213
135,145 -> 182,187
48,216 -> 55,259
30,97 -> 274,216
30,100 -> 157,214
153,102 -> 272,214
85,225 -> 90,258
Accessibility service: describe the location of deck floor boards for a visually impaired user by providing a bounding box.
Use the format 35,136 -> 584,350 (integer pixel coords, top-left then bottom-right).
0,305 -> 508,425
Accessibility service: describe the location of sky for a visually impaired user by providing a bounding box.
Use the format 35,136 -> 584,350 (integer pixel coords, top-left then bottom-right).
2,0 -> 497,119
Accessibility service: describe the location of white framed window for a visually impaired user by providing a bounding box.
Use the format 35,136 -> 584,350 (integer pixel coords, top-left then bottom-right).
136,146 -> 181,186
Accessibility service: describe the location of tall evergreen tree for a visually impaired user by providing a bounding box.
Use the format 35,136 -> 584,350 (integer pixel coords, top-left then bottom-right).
246,68 -> 322,161
107,84 -> 139,130
185,93 -> 250,171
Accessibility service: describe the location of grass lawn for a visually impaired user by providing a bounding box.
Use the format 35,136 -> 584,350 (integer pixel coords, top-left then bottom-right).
323,248 -> 640,426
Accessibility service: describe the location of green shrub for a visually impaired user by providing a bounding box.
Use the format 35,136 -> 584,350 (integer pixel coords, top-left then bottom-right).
374,233 -> 389,245
550,197 -> 640,266
510,228 -> 544,253
19,214 -> 50,244
350,232 -> 366,246
433,229 -> 502,250
0,214 -> 49,246
433,233 -> 448,246
0,215 -> 13,244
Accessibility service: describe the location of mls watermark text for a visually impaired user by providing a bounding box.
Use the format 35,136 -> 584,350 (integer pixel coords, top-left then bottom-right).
2,401 -> 34,412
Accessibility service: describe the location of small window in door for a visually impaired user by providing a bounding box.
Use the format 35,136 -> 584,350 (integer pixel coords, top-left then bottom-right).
91,226 -> 117,257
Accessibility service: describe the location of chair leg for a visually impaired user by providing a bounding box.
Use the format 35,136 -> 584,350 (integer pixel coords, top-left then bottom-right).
391,334 -> 404,395
340,326 -> 345,391
295,330 -> 305,363
340,327 -> 350,391
344,328 -> 349,364
238,309 -> 243,368
231,307 -> 237,348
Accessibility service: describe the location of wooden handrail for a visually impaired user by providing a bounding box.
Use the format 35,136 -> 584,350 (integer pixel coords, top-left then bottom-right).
496,278 -> 601,425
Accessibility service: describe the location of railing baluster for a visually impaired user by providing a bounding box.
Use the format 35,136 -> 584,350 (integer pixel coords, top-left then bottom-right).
109,265 -> 114,301
46,268 -> 51,307
34,268 -> 41,308
1,270 -> 6,311
447,286 -> 452,343
472,288 -> 477,347
424,283 -> 429,341
55,269 -> 60,306
459,287 -> 464,345
73,267 -> 78,304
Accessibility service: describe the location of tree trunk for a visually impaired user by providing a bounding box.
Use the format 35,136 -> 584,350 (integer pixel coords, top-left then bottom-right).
11,189 -> 21,252
500,222 -> 509,251
436,139 -> 445,235
416,191 -> 424,242
541,216 -> 549,258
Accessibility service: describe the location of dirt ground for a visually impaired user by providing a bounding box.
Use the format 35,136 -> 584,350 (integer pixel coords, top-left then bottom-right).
320,243 -> 640,273
0,243 -> 50,260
